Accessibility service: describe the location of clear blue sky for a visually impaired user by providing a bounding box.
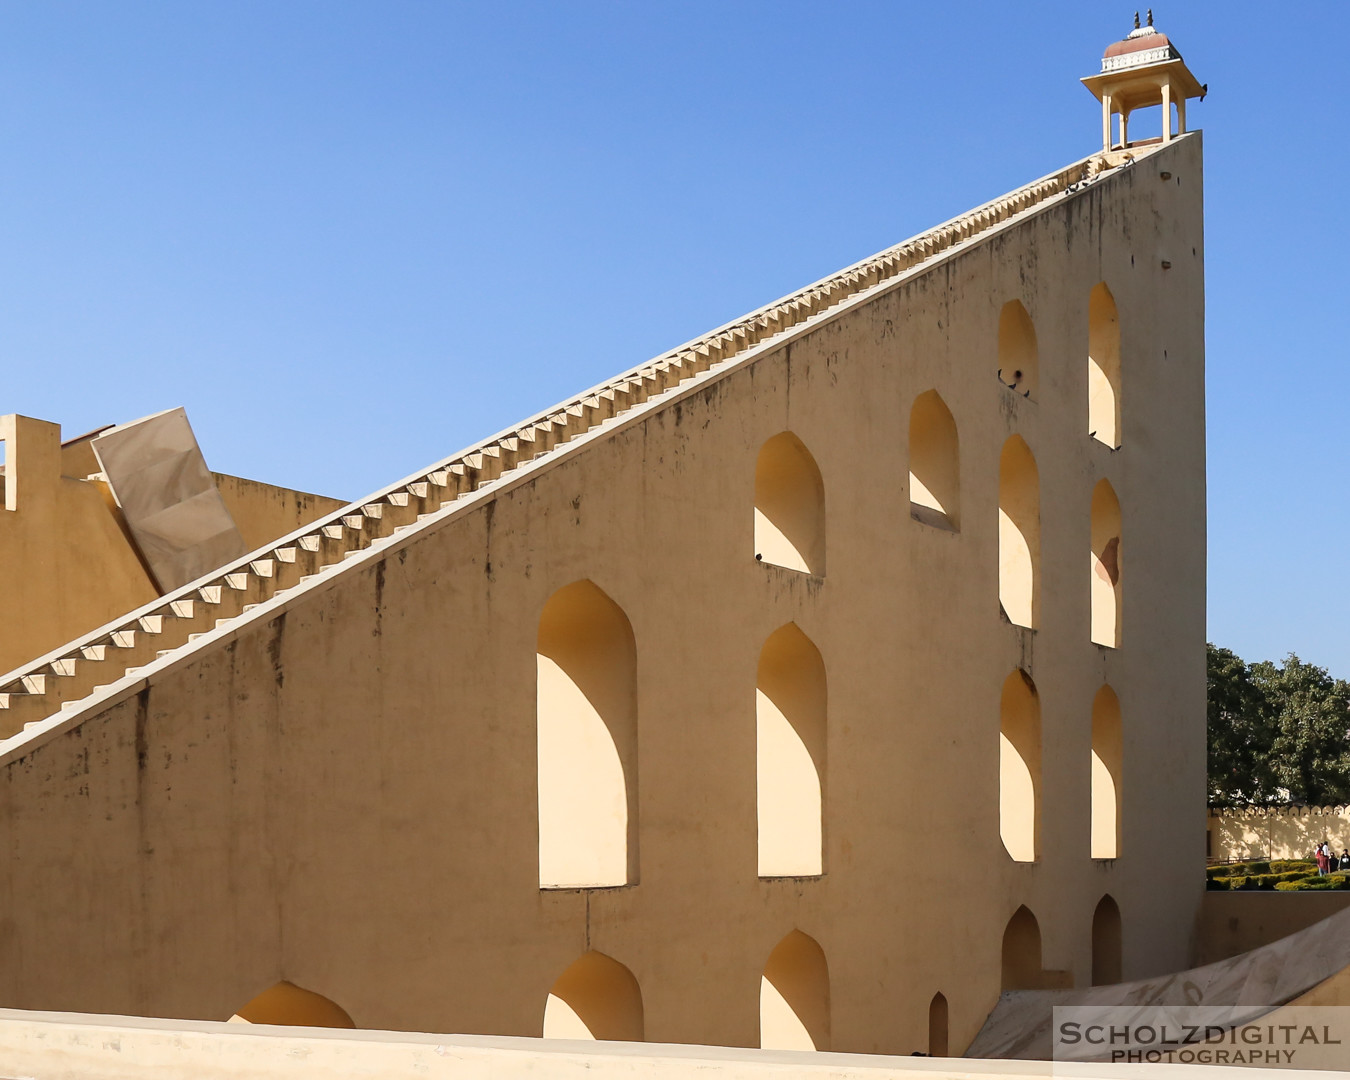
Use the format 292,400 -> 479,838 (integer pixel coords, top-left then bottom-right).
1,3 -> 1346,672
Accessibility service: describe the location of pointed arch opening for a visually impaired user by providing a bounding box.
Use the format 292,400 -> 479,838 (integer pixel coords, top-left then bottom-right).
928,992 -> 949,1057
754,432 -> 826,575
537,580 -> 638,889
998,300 -> 1039,399
228,981 -> 355,1028
1088,283 -> 1122,448
909,390 -> 960,531
1092,895 -> 1123,986
1092,685 -> 1123,859
760,930 -> 830,1051
1001,905 -> 1043,991
998,435 -> 1040,629
542,951 -> 644,1042
1090,480 -> 1122,648
757,624 -> 826,878
1000,670 -> 1041,863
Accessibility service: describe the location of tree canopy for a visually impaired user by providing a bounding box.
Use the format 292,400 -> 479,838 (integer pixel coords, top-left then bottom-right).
1208,643 -> 1350,807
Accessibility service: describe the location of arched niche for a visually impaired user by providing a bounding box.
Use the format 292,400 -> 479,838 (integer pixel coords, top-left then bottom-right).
537,580 -> 639,888
228,981 -> 355,1028
1091,685 -> 1123,859
757,623 -> 826,878
909,390 -> 960,530
754,432 -> 826,575
998,435 -> 1040,629
1090,480 -> 1122,648
1001,905 -> 1043,991
998,300 -> 1039,399
929,992 -> 949,1057
1088,283 -> 1122,448
1092,895 -> 1123,986
1000,669 -> 1041,863
542,951 -> 644,1042
760,930 -> 830,1051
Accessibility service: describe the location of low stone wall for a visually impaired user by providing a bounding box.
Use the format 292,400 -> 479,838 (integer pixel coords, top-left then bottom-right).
1197,891 -> 1350,964
1207,805 -> 1350,862
0,1009 -> 1325,1080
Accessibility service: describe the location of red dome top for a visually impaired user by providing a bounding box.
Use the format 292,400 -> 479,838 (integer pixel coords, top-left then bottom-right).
1104,28 -> 1173,60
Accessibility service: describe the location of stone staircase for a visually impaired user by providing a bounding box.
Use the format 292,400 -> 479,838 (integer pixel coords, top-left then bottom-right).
0,145 -> 1142,740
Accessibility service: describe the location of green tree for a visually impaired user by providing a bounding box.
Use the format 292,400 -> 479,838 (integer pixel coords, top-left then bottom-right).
1207,643 -> 1276,806
1252,654 -> 1350,805
1207,644 -> 1350,807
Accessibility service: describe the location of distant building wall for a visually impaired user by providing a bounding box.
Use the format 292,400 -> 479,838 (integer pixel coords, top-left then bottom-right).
0,414 -> 343,677
0,414 -> 159,676
1208,806 -> 1350,863
211,473 -> 345,555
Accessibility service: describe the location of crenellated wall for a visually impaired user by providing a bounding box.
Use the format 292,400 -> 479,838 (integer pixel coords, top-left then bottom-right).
1208,805 -> 1350,862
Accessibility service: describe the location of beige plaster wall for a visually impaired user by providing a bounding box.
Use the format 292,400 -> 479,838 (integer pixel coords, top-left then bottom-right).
1197,892 -> 1350,964
212,472 -> 345,555
1208,807 -> 1350,863
0,136 -> 1207,1057
0,415 -> 159,677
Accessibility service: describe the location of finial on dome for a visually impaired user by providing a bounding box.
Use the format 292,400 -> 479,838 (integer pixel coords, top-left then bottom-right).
1133,12 -> 1140,29
1147,9 -> 1153,27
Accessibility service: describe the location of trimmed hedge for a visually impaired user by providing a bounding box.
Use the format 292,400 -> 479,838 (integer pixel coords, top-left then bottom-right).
1208,861 -> 1344,891
1274,873 -> 1350,892
1208,861 -> 1272,879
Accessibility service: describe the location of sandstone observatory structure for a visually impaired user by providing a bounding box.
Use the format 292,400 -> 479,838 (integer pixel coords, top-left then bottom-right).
0,21 -> 1210,1061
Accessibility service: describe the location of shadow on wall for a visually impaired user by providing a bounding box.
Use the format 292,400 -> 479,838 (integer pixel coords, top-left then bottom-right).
929,992 -> 949,1056
760,930 -> 830,1051
909,390 -> 960,531
543,951 -> 644,1042
1092,686 -> 1123,859
998,300 -> 1039,399
1090,480 -> 1122,648
1092,894 -> 1123,986
1000,670 -> 1041,863
1002,906 -> 1073,991
754,432 -> 825,575
757,624 -> 827,878
1088,283 -> 1122,448
537,580 -> 639,889
998,435 -> 1040,629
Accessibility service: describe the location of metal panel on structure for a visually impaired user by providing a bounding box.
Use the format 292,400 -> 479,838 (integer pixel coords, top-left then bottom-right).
91,408 -> 246,592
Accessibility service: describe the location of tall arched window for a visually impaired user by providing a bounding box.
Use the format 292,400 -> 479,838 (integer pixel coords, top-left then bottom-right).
757,624 -> 826,877
1090,480 -> 1122,648
228,981 -> 355,1028
998,300 -> 1039,400
543,951 -> 644,1042
1092,685 -> 1123,859
1001,906 -> 1043,991
1000,670 -> 1041,863
1092,895 -> 1123,985
754,432 -> 826,575
909,390 -> 960,530
929,992 -> 949,1057
998,436 -> 1040,629
537,580 -> 638,888
1088,283 -> 1122,448
760,930 -> 830,1051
